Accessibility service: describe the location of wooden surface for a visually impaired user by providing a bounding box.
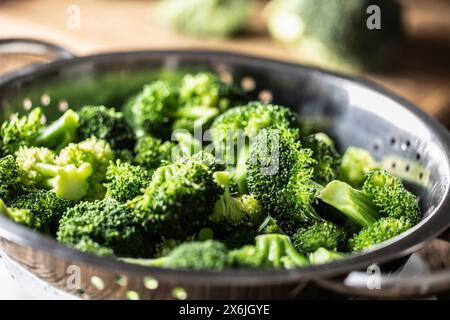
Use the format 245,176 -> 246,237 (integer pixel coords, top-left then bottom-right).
0,0 -> 449,125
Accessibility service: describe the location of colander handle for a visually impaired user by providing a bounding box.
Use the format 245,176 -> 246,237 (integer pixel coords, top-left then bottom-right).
314,237 -> 450,299
0,38 -> 75,61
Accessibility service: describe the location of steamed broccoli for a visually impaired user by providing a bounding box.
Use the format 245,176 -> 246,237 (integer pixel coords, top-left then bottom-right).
247,129 -> 321,234
8,190 -> 72,233
339,146 -> 379,188
57,198 -> 151,257
0,155 -> 24,203
0,199 -> 35,229
130,152 -> 224,239
77,105 -> 136,150
15,146 -> 93,201
157,0 -> 253,39
104,160 -> 151,202
265,0 -> 403,71
319,170 -> 420,251
308,247 -> 346,265
122,240 -> 229,271
134,135 -> 175,171
292,221 -> 346,254
0,108 -> 79,155
228,234 -> 309,268
303,132 -> 341,185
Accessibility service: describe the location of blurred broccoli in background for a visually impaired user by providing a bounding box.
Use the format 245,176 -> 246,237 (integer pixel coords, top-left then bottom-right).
156,0 -> 254,38
265,0 -> 403,71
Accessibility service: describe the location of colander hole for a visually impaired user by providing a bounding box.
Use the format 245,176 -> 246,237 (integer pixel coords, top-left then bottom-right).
116,275 -> 127,287
416,153 -> 421,160
390,137 -> 396,145
172,287 -> 187,300
373,144 -> 379,152
23,98 -> 32,110
90,276 -> 105,290
9,114 -> 18,122
258,90 -> 273,103
391,162 -> 396,169
219,71 -> 233,85
419,172 -> 424,180
77,289 -> 85,296
143,276 -> 159,290
40,94 -> 51,106
401,141 -> 411,151
58,100 -> 69,112
10,274 -> 14,279
241,77 -> 256,92
405,165 -> 410,172
126,290 -> 140,300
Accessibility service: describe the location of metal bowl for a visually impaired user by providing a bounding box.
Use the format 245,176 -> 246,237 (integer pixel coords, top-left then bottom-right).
0,39 -> 448,299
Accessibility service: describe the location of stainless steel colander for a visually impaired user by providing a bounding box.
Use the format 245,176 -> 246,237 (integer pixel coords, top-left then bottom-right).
0,39 -> 449,300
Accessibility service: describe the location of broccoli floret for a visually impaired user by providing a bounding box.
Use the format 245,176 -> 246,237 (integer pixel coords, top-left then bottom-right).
292,221 -> 346,254
0,108 -> 79,155
125,80 -> 179,138
319,170 -> 420,251
130,152 -> 224,239
134,135 -> 175,171
8,190 -> 72,233
211,102 -> 299,193
77,105 -> 136,150
0,155 -> 24,203
303,133 -> 341,185
228,234 -> 309,269
15,146 -> 93,201
57,137 -> 114,200
122,240 -> 229,271
247,129 -> 321,234
104,160 -> 151,202
157,0 -> 253,38
265,0 -> 403,71
258,215 -> 284,234
57,198 -> 151,257
0,199 -> 34,229
308,247 -> 346,265
339,146 -> 379,188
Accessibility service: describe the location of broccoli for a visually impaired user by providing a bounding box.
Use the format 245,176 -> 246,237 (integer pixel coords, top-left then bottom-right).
308,247 -> 346,265
319,170 -> 420,251
57,137 -> 114,200
124,80 -> 179,138
0,108 -> 79,155
258,215 -> 284,234
104,160 -> 151,202
133,135 -> 175,171
292,221 -> 346,254
130,152 -> 224,239
211,102 -> 299,193
57,198 -> 151,257
247,129 -> 321,234
0,199 -> 34,229
15,146 -> 93,201
228,234 -> 309,269
8,190 -> 72,233
122,240 -> 229,271
265,0 -> 403,71
0,155 -> 24,203
77,105 -> 136,151
157,0 -> 253,39
339,147 -> 379,188
303,132 -> 341,185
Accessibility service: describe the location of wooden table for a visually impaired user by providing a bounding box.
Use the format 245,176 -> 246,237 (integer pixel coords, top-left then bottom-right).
1,0 -> 449,126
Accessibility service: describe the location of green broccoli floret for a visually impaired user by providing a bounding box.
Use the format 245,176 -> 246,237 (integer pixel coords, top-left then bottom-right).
104,160 -> 151,202
57,198 -> 151,257
319,170 -> 420,251
228,234 -> 309,269
258,215 -> 284,234
8,190 -> 72,233
122,240 -> 229,271
125,80 -> 179,138
0,108 -> 79,155
292,221 -> 346,254
133,135 -> 175,171
0,199 -> 34,229
211,102 -> 299,193
308,247 -> 346,265
157,0 -> 253,38
15,146 -> 93,201
265,0 -> 403,71
339,147 -> 379,188
130,152 -> 224,239
303,132 -> 341,184
0,155 -> 24,203
77,105 -> 136,150
247,129 -> 321,234
57,137 -> 114,200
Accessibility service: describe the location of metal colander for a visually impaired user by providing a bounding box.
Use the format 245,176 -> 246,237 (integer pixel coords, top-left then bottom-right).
0,39 -> 449,300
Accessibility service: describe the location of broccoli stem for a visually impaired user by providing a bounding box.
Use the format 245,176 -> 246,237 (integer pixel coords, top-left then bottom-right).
233,144 -> 249,194
308,247 -> 345,265
35,110 -> 79,150
319,180 -> 380,228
